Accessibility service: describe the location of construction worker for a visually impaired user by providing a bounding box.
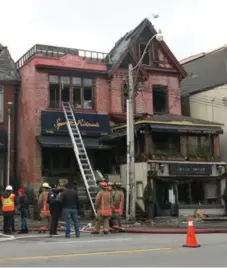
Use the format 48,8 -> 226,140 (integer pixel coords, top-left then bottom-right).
112,181 -> 125,231
107,181 -> 115,230
1,185 -> 16,234
96,178 -> 107,192
38,182 -> 51,231
93,181 -> 113,234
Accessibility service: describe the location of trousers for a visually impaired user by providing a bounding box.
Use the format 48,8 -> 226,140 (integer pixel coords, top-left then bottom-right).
94,215 -> 110,232
3,212 -> 13,233
50,208 -> 61,235
112,212 -> 122,228
63,208 -> 79,236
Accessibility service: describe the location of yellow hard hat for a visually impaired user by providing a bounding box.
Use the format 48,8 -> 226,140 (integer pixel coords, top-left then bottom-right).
42,182 -> 51,189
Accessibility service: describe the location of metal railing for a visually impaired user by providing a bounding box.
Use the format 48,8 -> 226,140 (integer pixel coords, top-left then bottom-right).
16,44 -> 109,69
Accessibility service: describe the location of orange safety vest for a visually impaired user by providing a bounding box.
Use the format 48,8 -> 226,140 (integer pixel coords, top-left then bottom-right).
40,192 -> 50,216
97,191 -> 112,216
1,193 -> 15,212
114,193 -> 124,216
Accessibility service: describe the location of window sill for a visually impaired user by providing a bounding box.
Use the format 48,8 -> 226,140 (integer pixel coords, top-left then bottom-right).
46,107 -> 97,113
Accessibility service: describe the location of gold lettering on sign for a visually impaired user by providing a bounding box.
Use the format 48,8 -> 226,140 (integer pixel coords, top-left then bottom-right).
54,118 -> 100,130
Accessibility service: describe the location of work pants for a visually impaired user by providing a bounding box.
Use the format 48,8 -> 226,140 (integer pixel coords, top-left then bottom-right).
50,208 -> 61,235
112,212 -> 122,229
3,212 -> 13,234
63,208 -> 80,236
94,215 -> 110,233
11,214 -> 15,231
40,214 -> 51,230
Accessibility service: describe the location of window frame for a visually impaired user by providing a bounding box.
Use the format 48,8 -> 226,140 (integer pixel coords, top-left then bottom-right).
0,85 -> 4,122
152,84 -> 169,114
48,75 -> 94,110
139,42 -> 151,66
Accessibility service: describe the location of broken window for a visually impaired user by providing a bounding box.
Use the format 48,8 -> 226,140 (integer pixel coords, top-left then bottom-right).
152,85 -> 168,114
61,76 -> 70,102
49,75 -> 60,108
122,82 -> 128,112
72,77 -> 93,109
152,132 -> 181,154
139,44 -> 150,65
187,136 -> 213,156
177,179 -> 221,205
48,75 -> 93,109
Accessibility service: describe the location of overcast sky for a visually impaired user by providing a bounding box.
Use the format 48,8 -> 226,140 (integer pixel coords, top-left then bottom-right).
1,0 -> 226,61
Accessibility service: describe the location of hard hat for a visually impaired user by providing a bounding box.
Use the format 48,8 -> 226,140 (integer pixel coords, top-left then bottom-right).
42,182 -> 51,189
97,178 -> 107,184
6,185 -> 13,191
99,181 -> 108,188
115,181 -> 123,187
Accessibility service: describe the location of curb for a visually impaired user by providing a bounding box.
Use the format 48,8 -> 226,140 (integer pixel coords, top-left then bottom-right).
7,227 -> 227,234
123,228 -> 227,234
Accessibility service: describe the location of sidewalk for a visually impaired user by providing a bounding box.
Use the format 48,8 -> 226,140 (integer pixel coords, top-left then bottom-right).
1,215 -> 227,234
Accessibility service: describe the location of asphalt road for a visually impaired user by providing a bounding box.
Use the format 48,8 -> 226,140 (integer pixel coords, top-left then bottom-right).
0,232 -> 227,266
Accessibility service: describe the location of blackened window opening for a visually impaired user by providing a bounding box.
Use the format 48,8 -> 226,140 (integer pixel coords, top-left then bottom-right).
152,132 -> 181,154
42,148 -> 79,176
177,179 -> 221,205
122,82 -> 128,112
139,44 -> 150,65
48,75 -> 93,109
152,85 -> 168,114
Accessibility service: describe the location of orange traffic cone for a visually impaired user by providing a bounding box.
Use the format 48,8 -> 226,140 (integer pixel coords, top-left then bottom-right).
183,216 -> 200,248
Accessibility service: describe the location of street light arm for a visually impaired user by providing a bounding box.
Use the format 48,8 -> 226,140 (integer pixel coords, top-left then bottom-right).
132,33 -> 159,71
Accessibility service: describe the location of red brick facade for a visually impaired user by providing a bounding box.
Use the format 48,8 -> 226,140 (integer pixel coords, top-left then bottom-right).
17,52 -> 182,188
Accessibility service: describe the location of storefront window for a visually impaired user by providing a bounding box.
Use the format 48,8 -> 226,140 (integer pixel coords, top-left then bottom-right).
177,179 -> 221,205
42,148 -> 77,176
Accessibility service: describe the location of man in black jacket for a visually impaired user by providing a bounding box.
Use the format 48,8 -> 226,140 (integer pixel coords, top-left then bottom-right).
58,184 -> 80,238
48,185 -> 62,236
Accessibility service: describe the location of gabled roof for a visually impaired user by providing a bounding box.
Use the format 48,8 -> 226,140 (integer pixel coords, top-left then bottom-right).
106,18 -> 187,78
0,44 -> 20,83
181,45 -> 227,97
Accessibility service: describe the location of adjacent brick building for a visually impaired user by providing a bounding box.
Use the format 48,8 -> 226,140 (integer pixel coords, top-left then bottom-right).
16,19 -> 226,215
0,44 -> 20,188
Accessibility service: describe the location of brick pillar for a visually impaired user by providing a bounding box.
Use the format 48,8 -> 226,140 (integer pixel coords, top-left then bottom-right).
213,135 -> 220,158
144,132 -> 153,157
34,141 -> 42,196
180,136 -> 187,156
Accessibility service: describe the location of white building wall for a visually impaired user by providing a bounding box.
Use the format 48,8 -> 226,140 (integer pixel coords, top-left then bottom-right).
189,84 -> 227,161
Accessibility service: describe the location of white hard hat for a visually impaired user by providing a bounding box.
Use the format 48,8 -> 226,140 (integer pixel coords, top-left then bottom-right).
42,182 -> 50,189
6,185 -> 13,191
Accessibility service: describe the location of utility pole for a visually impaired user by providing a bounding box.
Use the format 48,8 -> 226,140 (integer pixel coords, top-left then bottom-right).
127,63 -> 136,220
7,102 -> 13,186
126,31 -> 163,220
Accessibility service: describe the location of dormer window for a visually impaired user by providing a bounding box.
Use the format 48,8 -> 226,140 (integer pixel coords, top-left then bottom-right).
139,44 -> 150,65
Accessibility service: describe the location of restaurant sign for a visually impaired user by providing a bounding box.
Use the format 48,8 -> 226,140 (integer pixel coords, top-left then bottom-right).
41,111 -> 110,136
169,163 -> 212,176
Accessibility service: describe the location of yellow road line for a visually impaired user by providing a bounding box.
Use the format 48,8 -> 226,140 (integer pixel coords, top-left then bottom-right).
0,247 -> 172,262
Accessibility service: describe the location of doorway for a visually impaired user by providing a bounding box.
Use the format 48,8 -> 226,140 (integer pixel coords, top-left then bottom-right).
154,179 -> 179,216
